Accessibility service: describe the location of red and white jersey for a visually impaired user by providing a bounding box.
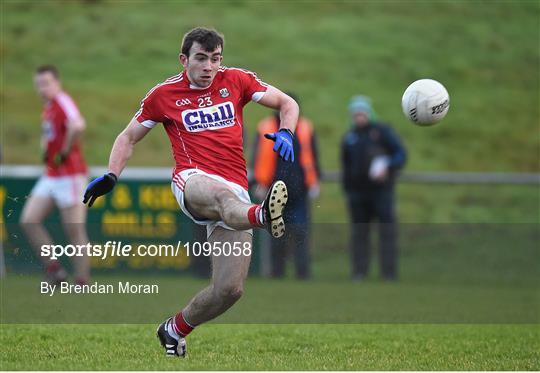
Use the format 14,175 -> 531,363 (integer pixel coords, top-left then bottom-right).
42,91 -> 87,177
135,67 -> 268,189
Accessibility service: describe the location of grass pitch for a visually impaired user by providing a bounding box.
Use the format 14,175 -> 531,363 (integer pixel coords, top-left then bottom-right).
1,2 -> 539,370
1,222 -> 538,370
1,324 -> 538,370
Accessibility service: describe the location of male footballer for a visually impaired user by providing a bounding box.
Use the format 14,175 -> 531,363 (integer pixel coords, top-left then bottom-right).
20,65 -> 90,286
83,27 -> 298,357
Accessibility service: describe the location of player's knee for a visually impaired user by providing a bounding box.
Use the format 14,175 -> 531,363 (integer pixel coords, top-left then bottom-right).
214,282 -> 244,303
213,188 -> 237,222
214,188 -> 235,207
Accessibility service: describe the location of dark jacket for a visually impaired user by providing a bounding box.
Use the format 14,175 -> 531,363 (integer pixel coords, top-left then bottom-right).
341,122 -> 407,191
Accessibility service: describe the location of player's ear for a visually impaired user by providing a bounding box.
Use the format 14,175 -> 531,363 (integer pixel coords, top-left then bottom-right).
179,53 -> 188,68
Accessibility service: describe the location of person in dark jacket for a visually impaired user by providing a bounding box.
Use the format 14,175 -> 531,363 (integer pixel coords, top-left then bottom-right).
341,96 -> 407,281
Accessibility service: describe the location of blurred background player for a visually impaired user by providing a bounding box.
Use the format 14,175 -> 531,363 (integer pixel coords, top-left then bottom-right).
341,96 -> 407,281
19,65 -> 90,285
252,93 -> 320,279
82,27 -> 299,358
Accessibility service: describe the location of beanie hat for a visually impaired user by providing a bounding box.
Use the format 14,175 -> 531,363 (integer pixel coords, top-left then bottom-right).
348,95 -> 375,120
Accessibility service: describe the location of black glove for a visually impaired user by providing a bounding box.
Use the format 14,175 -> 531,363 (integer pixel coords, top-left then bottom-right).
83,173 -> 118,207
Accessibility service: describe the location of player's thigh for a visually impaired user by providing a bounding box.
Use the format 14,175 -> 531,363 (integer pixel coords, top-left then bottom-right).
20,195 -> 55,224
209,227 -> 252,288
183,175 -> 234,220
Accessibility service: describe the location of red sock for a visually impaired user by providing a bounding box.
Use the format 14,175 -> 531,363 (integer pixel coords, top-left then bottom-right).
247,205 -> 264,227
75,277 -> 89,286
173,311 -> 195,337
46,261 -> 61,274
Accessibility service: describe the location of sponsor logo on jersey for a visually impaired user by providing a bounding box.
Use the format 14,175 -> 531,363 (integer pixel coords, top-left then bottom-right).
176,98 -> 192,106
42,120 -> 55,140
181,101 -> 236,132
219,88 -> 230,98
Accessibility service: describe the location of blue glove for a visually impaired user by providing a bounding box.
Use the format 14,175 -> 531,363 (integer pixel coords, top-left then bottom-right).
83,173 -> 117,207
264,128 -> 295,162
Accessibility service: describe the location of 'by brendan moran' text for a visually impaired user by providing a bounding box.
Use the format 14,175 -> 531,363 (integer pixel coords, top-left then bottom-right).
40,282 -> 159,296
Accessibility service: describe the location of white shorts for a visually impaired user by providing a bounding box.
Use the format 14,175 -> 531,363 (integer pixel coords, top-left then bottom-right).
31,174 -> 88,209
171,168 -> 253,238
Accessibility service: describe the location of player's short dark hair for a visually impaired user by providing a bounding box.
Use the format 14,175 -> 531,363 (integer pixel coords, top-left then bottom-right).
35,65 -> 60,79
181,27 -> 224,57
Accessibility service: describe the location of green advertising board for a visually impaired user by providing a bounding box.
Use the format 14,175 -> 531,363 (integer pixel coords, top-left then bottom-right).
1,167 -> 259,276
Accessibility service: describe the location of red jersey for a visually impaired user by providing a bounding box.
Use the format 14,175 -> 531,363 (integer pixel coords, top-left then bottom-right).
42,91 -> 87,177
135,67 -> 268,189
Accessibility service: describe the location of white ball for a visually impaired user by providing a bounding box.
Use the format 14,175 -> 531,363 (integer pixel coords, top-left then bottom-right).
401,79 -> 450,126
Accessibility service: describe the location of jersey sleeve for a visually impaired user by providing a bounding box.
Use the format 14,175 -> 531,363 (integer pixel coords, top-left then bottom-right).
235,69 -> 269,105
135,85 -> 164,128
56,93 -> 83,123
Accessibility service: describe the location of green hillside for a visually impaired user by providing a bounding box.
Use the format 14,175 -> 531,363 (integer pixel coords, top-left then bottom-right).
2,0 -> 539,172
2,0 -> 539,224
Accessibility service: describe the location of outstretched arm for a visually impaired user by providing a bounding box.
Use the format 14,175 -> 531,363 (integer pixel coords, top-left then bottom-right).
83,118 -> 151,207
108,117 -> 152,177
256,87 -> 299,162
256,86 -> 299,134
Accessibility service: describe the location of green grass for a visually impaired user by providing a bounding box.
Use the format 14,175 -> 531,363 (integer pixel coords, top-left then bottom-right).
1,224 -> 538,369
1,2 -> 539,370
2,0 -> 539,225
3,209 -> 539,325
2,0 -> 539,172
2,0 -> 538,226
1,324 -> 538,370
313,182 -> 540,223
2,276 -> 539,324
1,222 -> 539,369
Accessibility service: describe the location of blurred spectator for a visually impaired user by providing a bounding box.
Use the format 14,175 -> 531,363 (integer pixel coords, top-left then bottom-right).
341,96 -> 407,281
252,93 -> 320,279
19,65 -> 90,285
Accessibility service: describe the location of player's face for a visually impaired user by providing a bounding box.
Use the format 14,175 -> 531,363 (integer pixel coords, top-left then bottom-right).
34,72 -> 61,101
352,112 -> 370,127
180,42 -> 222,88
